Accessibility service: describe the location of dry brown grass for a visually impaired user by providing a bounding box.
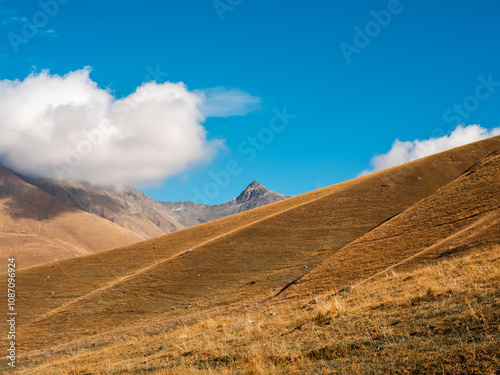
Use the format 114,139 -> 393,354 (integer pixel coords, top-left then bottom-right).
291,148 -> 500,296
9,136 -> 500,355
13,245 -> 500,374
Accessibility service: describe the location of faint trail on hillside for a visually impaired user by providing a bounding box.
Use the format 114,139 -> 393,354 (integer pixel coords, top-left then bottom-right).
24,187 -> 340,327
353,212 -> 497,288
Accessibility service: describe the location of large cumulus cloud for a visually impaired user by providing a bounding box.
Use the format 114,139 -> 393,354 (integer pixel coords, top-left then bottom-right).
0,68 -> 260,186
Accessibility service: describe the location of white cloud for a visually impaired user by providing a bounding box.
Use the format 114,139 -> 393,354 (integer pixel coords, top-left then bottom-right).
0,16 -> 27,26
0,68 -> 260,186
40,29 -> 58,37
360,124 -> 500,176
196,87 -> 261,117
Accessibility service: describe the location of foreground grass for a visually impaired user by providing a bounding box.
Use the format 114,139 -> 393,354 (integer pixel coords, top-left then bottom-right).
15,245 -> 500,374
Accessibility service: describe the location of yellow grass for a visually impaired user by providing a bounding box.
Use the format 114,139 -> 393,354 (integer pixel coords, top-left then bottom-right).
10,137 -> 500,354
14,245 -> 500,374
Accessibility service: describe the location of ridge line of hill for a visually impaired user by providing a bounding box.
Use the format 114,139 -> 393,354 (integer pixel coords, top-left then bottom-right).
346,207 -> 499,246
353,210 -> 497,288
273,152 -> 500,298
286,143 -> 500,296
457,148 -> 500,177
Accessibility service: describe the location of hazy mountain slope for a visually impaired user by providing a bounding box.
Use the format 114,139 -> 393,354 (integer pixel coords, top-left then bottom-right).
21,177 -> 184,237
289,148 -> 500,296
26,178 -> 290,236
0,167 -> 144,268
11,135 -> 500,351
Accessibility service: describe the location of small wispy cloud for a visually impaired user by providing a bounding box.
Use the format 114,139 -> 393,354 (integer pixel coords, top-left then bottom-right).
196,87 -> 261,118
0,15 -> 27,26
40,29 -> 58,37
359,124 -> 500,176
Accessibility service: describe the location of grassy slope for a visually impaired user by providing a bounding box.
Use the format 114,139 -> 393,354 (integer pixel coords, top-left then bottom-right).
15,245 -> 500,374
3,136 -> 498,356
290,148 -> 500,296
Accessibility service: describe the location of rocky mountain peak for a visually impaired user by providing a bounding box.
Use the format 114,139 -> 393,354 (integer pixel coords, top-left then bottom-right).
235,181 -> 270,204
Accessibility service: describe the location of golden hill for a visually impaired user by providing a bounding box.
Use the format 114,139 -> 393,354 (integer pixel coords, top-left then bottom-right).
0,167 -> 143,269
288,147 -> 500,296
2,135 -> 500,373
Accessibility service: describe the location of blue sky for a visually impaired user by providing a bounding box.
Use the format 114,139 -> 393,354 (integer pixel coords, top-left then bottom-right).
1,0 -> 500,203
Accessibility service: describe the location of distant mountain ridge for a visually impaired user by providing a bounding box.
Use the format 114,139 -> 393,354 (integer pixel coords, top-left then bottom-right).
162,180 -> 291,225
23,176 -> 290,233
